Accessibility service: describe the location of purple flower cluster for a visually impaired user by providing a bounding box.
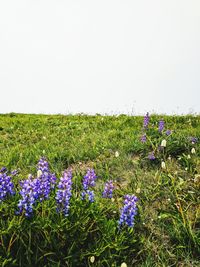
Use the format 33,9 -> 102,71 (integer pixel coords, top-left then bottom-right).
140,134 -> 147,143
55,170 -> 72,216
166,130 -> 172,136
102,180 -> 114,198
148,151 -> 155,160
17,175 -> 40,217
0,167 -> 15,202
81,169 -> 97,202
119,195 -> 138,227
158,119 -> 165,132
143,112 -> 150,129
188,136 -> 198,144
36,157 -> 56,201
17,158 -> 56,216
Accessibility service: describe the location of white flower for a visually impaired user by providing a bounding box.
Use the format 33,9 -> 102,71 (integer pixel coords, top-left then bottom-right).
90,256 -> 95,263
187,154 -> 191,159
191,148 -> 196,154
161,161 -> 166,169
37,170 -> 42,177
115,151 -> 119,157
121,263 -> 128,267
42,136 -> 46,140
136,188 -> 141,193
161,139 -> 167,147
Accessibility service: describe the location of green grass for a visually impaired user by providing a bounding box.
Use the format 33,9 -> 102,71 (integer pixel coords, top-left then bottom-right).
0,113 -> 200,266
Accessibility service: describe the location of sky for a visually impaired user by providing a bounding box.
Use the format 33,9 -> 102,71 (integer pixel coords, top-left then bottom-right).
0,0 -> 200,115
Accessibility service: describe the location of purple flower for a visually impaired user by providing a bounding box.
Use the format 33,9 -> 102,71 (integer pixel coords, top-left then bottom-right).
158,119 -> 165,132
11,169 -> 18,176
166,130 -> 172,136
81,169 -> 97,202
143,113 -> 150,129
17,157 -> 56,217
0,168 -> 15,202
148,151 -> 156,160
81,189 -> 95,202
37,157 -> 56,200
37,157 -> 49,173
17,175 -> 40,217
188,136 -> 198,144
82,169 -> 97,190
55,170 -> 73,216
119,195 -> 138,228
102,180 -> 114,198
140,134 -> 147,143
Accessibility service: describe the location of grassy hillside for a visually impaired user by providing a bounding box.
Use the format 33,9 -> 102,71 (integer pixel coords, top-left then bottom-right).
0,113 -> 199,266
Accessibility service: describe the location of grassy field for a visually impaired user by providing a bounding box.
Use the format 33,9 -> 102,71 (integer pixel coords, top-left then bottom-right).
0,113 -> 199,267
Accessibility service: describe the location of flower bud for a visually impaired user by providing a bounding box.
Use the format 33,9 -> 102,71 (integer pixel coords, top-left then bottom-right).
161,139 -> 167,147
161,161 -> 166,169
90,256 -> 95,263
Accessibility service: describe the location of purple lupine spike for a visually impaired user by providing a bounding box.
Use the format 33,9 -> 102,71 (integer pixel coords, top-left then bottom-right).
119,195 -> 138,228
188,136 -> 198,144
0,168 -> 15,202
82,169 -> 97,190
37,157 -> 49,173
55,170 -> 73,216
81,169 -> 97,202
102,180 -> 114,198
143,113 -> 150,129
148,151 -> 156,160
140,134 -> 147,143
158,119 -> 165,132
37,157 -> 57,200
17,175 -> 40,217
166,130 -> 172,136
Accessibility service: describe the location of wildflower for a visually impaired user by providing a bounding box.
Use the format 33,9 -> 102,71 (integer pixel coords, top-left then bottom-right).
188,137 -> 198,144
121,263 -> 128,267
119,195 -> 138,228
17,175 -> 40,217
161,161 -> 166,169
82,169 -> 97,190
143,112 -> 150,128
37,157 -> 57,200
148,151 -> 155,160
81,189 -> 95,202
158,119 -> 165,132
102,180 -> 114,198
187,154 -> 191,159
191,148 -> 196,154
140,134 -> 147,143
161,139 -> 167,147
81,169 -> 97,202
90,256 -> 95,263
55,170 -> 73,216
11,169 -> 18,176
136,188 -> 141,194
115,151 -> 120,157
166,130 -> 172,136
0,168 -> 15,202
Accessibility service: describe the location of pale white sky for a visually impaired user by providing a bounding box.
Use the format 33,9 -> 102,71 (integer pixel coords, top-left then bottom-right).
0,0 -> 199,115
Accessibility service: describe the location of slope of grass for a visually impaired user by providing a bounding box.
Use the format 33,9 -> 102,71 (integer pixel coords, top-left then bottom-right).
0,113 -> 199,266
